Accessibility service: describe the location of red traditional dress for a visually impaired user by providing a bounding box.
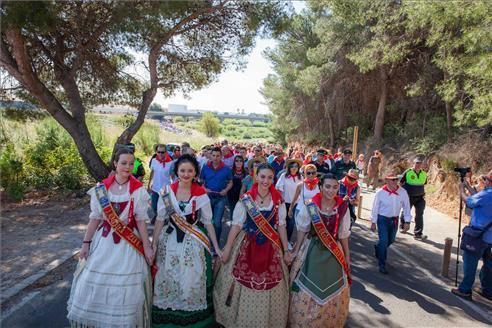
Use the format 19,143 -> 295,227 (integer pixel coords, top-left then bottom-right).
67,176 -> 152,328
214,184 -> 289,328
289,193 -> 351,328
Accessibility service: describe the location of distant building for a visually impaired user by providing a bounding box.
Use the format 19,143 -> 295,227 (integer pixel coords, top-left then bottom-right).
168,104 -> 188,113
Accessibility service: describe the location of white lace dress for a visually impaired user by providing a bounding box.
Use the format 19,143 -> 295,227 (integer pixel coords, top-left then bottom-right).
67,183 -> 151,328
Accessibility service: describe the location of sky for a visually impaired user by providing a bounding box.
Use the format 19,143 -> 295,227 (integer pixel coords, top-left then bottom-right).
154,1 -> 307,115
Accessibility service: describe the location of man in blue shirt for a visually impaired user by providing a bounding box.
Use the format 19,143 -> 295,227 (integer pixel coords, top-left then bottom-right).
452,170 -> 492,301
200,147 -> 233,244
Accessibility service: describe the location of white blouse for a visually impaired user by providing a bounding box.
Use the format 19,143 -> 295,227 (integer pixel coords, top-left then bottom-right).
156,185 -> 213,225
232,199 -> 287,227
296,204 -> 351,240
87,183 -> 149,222
276,173 -> 302,204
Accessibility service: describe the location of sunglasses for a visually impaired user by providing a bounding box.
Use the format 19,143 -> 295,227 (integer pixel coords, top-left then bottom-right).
306,171 -> 316,176
289,164 -> 299,168
347,176 -> 356,181
174,149 -> 181,152
388,178 -> 398,181
235,159 -> 244,162
157,151 -> 166,154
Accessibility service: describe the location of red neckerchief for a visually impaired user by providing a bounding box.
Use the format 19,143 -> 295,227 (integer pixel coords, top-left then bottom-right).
342,176 -> 359,196
304,177 -> 319,190
247,183 -> 281,205
234,167 -> 245,175
312,192 -> 344,210
223,152 -> 234,159
155,153 -> 173,166
287,174 -> 299,181
207,160 -> 225,171
170,181 -> 207,197
383,185 -> 399,196
102,175 -> 142,194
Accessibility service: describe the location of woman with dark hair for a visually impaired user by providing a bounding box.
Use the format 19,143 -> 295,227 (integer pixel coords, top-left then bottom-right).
276,158 -> 303,241
67,148 -> 153,328
287,173 -> 351,327
214,163 -> 290,327
152,154 -> 220,327
288,164 -> 320,220
227,155 -> 248,215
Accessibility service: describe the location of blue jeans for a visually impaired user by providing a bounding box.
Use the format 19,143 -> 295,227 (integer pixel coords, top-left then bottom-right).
376,215 -> 398,267
209,195 -> 227,242
458,244 -> 492,297
150,191 -> 159,221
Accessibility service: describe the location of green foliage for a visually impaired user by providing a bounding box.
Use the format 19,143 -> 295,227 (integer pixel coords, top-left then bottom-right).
149,103 -> 164,112
115,114 -> 135,128
173,116 -> 185,123
0,142 -> 25,200
264,0 -> 492,148
133,122 -> 160,155
199,112 -> 221,138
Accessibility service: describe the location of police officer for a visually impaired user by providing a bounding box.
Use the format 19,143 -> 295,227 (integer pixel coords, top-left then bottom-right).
399,156 -> 427,240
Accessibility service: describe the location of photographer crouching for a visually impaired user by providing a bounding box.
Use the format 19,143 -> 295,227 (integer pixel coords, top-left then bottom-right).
451,170 -> 492,301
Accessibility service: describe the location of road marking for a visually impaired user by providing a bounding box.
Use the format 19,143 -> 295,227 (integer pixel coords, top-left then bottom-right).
1,291 -> 40,321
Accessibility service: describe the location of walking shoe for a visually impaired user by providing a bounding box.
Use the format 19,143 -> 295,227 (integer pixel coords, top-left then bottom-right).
451,288 -> 472,300
379,265 -> 388,274
414,234 -> 428,240
473,287 -> 492,302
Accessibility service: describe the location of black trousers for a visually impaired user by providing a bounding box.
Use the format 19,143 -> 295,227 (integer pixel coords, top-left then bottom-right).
400,195 -> 426,235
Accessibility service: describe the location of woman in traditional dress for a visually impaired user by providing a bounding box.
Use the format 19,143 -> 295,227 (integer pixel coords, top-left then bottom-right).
275,158 -> 303,241
288,164 -> 320,220
67,148 -> 154,328
214,163 -> 290,328
152,154 -> 221,328
287,173 -> 351,328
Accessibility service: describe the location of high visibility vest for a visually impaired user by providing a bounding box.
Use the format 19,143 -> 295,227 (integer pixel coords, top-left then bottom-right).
404,169 -> 427,186
132,158 -> 143,175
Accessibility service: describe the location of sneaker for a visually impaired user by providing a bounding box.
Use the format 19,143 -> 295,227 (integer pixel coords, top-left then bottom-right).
473,287 -> 492,302
379,265 -> 388,274
414,234 -> 428,240
451,288 -> 472,300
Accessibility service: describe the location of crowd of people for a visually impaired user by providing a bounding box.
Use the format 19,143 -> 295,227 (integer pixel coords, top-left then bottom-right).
66,140 -> 492,327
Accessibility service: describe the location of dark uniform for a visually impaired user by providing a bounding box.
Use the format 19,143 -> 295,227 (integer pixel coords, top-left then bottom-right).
399,168 -> 427,238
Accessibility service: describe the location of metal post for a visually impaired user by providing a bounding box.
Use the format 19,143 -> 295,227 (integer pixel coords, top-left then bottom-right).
441,237 -> 453,278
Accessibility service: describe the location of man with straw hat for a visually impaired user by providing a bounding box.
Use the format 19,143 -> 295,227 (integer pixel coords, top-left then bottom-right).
371,170 -> 412,274
339,169 -> 361,226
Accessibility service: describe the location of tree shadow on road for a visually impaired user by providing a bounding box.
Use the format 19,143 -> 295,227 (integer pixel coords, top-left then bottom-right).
349,223 -> 491,326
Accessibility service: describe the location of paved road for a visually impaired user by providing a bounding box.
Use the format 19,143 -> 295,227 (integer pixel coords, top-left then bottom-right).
2,189 -> 491,327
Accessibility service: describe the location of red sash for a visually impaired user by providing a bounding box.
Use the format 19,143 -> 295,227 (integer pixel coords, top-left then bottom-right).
306,195 -> 352,284
240,192 -> 282,250
95,178 -> 157,278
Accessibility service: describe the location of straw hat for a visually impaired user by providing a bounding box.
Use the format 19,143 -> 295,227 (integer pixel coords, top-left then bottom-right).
248,157 -> 266,171
286,158 -> 303,168
346,169 -> 359,180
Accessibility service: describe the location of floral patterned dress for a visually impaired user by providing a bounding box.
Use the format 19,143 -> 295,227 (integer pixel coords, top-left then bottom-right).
152,183 -> 215,328
214,187 -> 289,328
289,195 -> 351,328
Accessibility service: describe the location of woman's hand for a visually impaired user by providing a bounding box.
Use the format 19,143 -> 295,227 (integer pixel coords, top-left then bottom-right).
220,246 -> 231,263
79,243 -> 90,260
284,252 -> 293,266
288,209 -> 293,218
144,244 -> 155,265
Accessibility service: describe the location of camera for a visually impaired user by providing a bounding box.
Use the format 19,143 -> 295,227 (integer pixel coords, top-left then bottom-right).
454,167 -> 471,180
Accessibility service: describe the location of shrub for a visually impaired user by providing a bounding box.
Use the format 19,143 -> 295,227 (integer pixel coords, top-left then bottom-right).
0,143 -> 25,200
173,116 -> 185,123
134,122 -> 160,155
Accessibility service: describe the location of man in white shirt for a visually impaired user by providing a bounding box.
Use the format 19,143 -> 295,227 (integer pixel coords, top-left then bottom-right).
148,144 -> 173,223
370,171 -> 412,274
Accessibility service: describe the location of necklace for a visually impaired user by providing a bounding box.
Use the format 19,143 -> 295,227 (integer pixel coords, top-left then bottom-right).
257,191 -> 270,206
115,178 -> 129,190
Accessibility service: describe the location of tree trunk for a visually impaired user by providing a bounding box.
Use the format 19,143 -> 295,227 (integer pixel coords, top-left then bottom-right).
374,68 -> 388,141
